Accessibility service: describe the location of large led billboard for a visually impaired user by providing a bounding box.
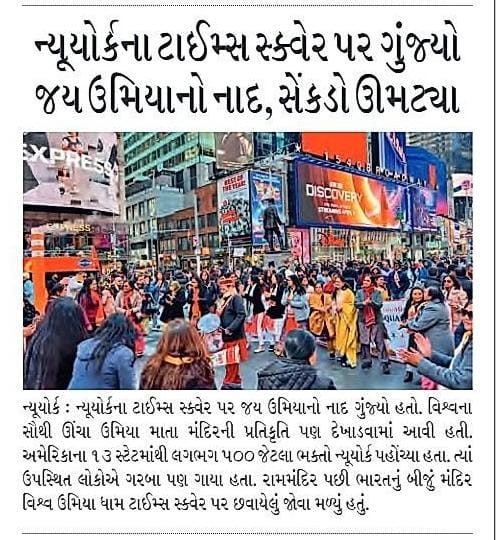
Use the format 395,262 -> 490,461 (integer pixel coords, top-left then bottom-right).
301,132 -> 368,165
293,159 -> 409,230
405,145 -> 448,217
371,132 -> 408,176
23,132 -> 120,214
409,186 -> 438,231
214,132 -> 254,170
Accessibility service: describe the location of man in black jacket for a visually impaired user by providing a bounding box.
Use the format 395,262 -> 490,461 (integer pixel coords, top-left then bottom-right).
262,198 -> 285,251
219,276 -> 247,389
257,329 -> 335,390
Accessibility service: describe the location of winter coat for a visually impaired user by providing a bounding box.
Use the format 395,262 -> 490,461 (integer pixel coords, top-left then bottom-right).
266,285 -> 286,319
421,276 -> 441,289
417,333 -> 472,390
282,289 -> 310,322
160,288 -> 186,322
407,299 -> 454,357
68,338 -> 137,390
444,287 -> 468,328
220,294 -> 246,342
355,288 -> 384,325
115,289 -> 143,314
23,279 -> 34,304
245,284 -> 266,315
202,280 -> 219,308
457,277 -> 473,301
187,284 -> 212,319
257,357 -> 336,390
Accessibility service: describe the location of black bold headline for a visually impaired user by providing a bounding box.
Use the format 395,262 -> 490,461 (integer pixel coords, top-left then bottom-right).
34,18 -> 461,116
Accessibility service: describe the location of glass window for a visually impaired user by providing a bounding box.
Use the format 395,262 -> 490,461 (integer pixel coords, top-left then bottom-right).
207,212 -> 218,227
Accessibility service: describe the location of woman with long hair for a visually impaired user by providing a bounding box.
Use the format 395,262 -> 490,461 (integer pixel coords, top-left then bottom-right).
141,319 -> 215,390
400,285 -> 425,383
333,275 -> 358,368
115,280 -> 145,356
24,298 -> 88,390
355,275 -> 389,373
200,269 -> 219,312
442,274 -> 468,331
150,271 -> 168,329
405,286 -> 454,390
309,281 -> 337,358
101,280 -> 116,319
68,314 -> 137,390
264,272 -> 286,356
78,277 -> 104,332
282,274 -> 310,333
160,281 -> 186,324
301,275 -> 315,301
244,275 -> 267,353
187,277 -> 211,326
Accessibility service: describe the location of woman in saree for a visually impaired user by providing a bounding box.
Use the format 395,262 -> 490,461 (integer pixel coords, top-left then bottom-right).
333,274 -> 358,368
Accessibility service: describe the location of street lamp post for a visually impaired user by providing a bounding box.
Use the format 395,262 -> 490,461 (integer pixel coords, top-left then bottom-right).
193,190 -> 201,276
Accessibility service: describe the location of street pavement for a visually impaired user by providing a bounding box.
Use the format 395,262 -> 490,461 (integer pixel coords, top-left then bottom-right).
135,328 -> 419,390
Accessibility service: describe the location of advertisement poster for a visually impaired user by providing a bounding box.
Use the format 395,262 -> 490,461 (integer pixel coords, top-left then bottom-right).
214,132 -> 254,170
410,186 -> 438,231
452,173 -> 473,197
250,170 -> 285,246
381,299 -> 409,360
23,132 -> 119,214
294,159 -> 409,230
287,228 -> 311,264
371,132 -> 408,175
301,132 -> 368,164
217,171 -> 251,240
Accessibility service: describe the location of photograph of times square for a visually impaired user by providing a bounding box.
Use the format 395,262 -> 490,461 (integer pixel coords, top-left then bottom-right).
23,132 -> 473,391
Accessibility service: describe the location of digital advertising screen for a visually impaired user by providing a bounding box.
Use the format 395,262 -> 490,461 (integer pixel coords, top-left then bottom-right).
452,173 -> 473,198
301,132 -> 368,165
409,186 -> 438,231
293,159 -> 409,231
372,132 -> 408,176
214,132 -> 254,170
217,170 -> 251,240
249,170 -> 286,247
405,144 -> 448,217
287,228 -> 311,263
23,132 -> 120,214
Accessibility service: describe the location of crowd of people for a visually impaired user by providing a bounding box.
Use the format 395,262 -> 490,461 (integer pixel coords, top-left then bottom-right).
22,255 -> 473,391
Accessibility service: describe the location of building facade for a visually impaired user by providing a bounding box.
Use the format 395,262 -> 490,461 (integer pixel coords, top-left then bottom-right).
123,132 -> 218,264
157,183 -> 220,268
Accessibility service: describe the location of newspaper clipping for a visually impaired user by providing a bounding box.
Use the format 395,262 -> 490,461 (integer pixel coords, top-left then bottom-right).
1,1 -> 496,540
